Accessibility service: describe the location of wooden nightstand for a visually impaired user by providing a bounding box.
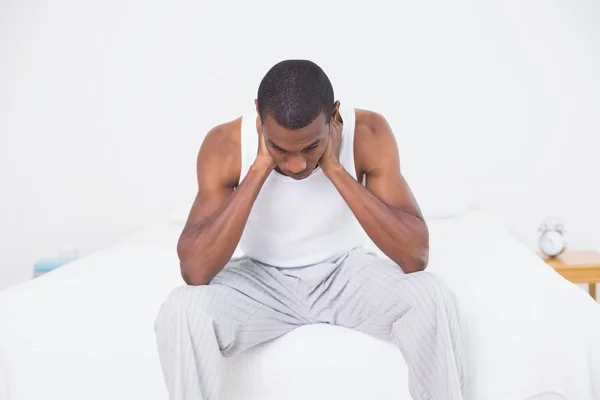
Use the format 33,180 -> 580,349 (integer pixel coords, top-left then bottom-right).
541,250 -> 600,300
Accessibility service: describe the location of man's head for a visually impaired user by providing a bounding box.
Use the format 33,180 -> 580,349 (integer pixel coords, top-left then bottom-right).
256,59 -> 339,180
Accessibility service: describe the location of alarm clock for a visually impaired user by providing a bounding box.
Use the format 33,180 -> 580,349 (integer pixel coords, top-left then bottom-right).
538,217 -> 566,258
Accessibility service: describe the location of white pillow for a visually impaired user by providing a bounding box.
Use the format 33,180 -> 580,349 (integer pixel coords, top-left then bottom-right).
410,183 -> 473,220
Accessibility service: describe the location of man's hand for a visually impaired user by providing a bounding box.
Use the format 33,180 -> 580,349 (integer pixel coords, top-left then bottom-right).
254,129 -> 276,172
319,112 -> 343,176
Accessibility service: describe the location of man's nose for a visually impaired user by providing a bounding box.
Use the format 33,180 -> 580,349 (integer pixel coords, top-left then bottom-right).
286,155 -> 307,174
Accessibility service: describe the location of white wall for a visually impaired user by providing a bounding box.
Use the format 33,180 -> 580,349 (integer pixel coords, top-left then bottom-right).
1,0 -> 599,289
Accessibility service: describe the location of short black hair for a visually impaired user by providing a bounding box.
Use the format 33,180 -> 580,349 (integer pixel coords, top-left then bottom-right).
257,59 -> 334,130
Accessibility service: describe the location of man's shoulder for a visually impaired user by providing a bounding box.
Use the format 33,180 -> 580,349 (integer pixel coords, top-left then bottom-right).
197,117 -> 243,184
202,117 -> 242,155
354,109 -> 393,138
353,109 -> 398,171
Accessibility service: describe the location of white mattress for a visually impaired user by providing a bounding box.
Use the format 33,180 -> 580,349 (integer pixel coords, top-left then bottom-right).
0,209 -> 599,400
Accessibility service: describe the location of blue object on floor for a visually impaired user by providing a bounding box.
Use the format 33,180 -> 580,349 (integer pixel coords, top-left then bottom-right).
34,257 -> 78,277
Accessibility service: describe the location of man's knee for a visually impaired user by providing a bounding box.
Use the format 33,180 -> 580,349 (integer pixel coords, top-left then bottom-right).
154,285 -> 213,334
399,271 -> 457,308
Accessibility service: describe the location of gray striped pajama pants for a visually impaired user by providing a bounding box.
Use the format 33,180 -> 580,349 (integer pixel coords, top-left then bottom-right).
154,247 -> 464,400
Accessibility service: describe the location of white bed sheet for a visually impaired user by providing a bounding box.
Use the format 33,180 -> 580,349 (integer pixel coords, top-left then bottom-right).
0,210 -> 598,400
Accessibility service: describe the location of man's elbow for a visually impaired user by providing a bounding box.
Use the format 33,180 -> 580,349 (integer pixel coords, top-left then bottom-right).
180,262 -> 211,286
402,249 -> 429,274
177,239 -> 210,286
413,253 -> 429,272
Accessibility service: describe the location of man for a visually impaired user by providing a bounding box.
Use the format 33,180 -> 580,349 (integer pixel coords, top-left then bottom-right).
154,59 -> 464,400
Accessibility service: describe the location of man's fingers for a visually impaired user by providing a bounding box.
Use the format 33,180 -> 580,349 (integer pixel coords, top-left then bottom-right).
331,118 -> 342,140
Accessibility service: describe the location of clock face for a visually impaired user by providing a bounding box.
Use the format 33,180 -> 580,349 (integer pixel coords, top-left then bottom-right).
539,230 -> 565,257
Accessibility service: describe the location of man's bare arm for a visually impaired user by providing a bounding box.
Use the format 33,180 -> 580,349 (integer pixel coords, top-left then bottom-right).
177,121 -> 273,286
323,111 -> 429,273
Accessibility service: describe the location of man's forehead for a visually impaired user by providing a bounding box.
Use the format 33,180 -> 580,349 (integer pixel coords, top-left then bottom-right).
267,133 -> 324,151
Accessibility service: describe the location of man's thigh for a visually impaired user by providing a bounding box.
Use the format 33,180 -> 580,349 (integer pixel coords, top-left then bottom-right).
156,257 -> 308,357
312,248 -> 453,338
212,256 -> 310,321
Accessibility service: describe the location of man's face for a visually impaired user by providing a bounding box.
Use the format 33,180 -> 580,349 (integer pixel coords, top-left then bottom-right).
261,113 -> 330,180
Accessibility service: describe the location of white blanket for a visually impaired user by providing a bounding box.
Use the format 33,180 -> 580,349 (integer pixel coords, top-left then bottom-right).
0,210 -> 598,400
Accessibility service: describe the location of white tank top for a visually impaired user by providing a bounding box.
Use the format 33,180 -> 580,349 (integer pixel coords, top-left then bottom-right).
238,102 -> 368,267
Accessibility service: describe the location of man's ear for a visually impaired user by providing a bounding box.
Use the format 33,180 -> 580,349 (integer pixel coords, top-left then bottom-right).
332,100 -> 341,121
254,99 -> 263,131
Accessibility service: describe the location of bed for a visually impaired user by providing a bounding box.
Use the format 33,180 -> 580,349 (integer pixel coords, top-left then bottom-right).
1,206 -> 599,400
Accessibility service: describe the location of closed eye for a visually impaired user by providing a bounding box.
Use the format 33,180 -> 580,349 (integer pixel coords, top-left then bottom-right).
270,143 -> 286,152
302,144 -> 319,153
